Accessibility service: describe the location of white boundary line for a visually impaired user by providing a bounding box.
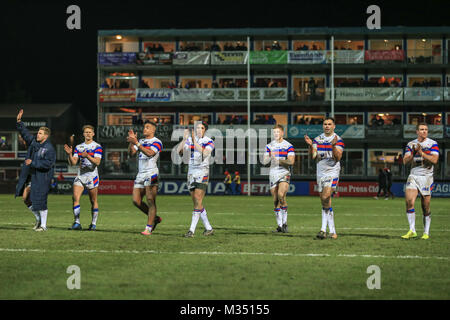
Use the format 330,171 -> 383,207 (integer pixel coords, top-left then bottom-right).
0,247 -> 448,261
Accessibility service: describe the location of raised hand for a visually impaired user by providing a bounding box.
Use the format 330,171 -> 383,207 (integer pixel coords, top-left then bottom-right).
127,129 -> 138,145
63,144 -> 73,155
17,109 -> 24,122
304,134 -> 313,146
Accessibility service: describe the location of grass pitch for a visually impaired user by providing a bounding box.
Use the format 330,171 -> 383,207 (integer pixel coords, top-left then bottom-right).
0,194 -> 449,300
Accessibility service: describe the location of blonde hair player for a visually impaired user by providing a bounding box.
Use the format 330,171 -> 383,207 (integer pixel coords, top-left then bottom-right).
401,123 -> 439,240
304,117 -> 344,240
64,125 -> 103,231
263,124 -> 295,233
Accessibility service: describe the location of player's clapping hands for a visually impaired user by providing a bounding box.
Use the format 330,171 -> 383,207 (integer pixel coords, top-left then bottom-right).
63,144 -> 73,155
127,129 -> 138,145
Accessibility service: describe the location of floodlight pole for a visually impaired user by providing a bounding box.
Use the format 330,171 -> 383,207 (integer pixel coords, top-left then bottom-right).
247,36 -> 251,196
331,35 -> 335,118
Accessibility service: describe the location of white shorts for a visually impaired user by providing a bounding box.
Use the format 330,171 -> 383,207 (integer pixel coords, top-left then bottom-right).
317,176 -> 339,193
406,174 -> 433,196
74,174 -> 99,190
134,170 -> 159,189
269,172 -> 290,189
187,169 -> 209,191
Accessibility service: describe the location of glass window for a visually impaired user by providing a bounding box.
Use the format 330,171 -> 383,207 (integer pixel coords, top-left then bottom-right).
407,76 -> 442,87
104,36 -> 139,52
253,113 -> 288,125
407,39 -> 442,64
142,41 -> 175,53
292,113 -> 325,125
334,76 -> 364,87
179,114 -> 212,126
292,40 -> 326,51
291,149 -> 315,176
253,77 -> 287,88
368,149 -> 403,176
106,112 -> 175,125
104,150 -> 131,174
341,150 -> 364,176
333,40 -> 364,50
139,77 -> 176,89
216,113 -> 248,125
0,133 -> 13,151
407,113 -> 442,125
368,75 -> 403,87
368,113 -> 402,126
334,113 -> 364,125
254,40 -> 288,51
179,77 -> 212,89
292,76 -> 325,101
179,41 -> 213,51
216,77 -> 248,88
103,72 -> 138,89
216,41 -> 248,51
369,39 -> 402,50
159,150 -> 175,175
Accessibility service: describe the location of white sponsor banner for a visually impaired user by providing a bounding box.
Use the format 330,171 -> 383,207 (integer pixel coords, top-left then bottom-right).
211,51 -> 248,65
404,87 -> 443,101
327,50 -> 365,64
288,51 -> 327,64
173,51 -> 210,65
327,88 -> 404,101
403,125 -> 443,139
172,89 -> 212,101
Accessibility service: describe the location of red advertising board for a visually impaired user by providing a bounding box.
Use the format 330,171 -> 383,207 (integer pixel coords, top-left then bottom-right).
98,180 -> 134,194
365,50 -> 404,61
309,181 -> 379,197
0,152 -> 15,159
99,89 -> 136,102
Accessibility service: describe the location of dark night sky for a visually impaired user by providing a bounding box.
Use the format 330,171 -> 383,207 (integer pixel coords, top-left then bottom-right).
2,0 -> 450,124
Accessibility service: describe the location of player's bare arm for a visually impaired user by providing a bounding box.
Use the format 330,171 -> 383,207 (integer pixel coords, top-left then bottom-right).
17,109 -> 23,122
331,136 -> 343,161
127,129 -> 138,157
304,135 -> 317,159
191,129 -> 211,157
80,150 -> 101,166
177,129 -> 190,155
64,144 -> 78,165
127,129 -> 156,158
279,155 -> 295,168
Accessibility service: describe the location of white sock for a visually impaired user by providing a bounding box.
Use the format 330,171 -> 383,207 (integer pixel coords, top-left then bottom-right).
327,207 -> 336,234
200,208 -> 212,231
91,208 -> 99,225
274,208 -> 282,227
189,210 -> 201,233
73,205 -> 81,224
280,206 -> 288,225
423,214 -> 431,235
39,210 -> 48,228
29,205 -> 40,223
407,209 -> 416,232
321,207 -> 329,232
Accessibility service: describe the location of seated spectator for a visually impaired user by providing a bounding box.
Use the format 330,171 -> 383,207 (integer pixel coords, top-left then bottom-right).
139,79 -> 150,88
212,80 -> 219,88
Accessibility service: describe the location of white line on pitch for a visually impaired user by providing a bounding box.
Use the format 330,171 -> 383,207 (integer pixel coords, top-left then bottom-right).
0,247 -> 448,261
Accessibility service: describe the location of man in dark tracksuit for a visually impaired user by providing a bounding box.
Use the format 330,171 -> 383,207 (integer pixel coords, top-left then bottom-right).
16,109 -> 56,231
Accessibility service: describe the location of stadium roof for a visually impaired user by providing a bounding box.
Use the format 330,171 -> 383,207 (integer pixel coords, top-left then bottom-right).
98,26 -> 450,39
